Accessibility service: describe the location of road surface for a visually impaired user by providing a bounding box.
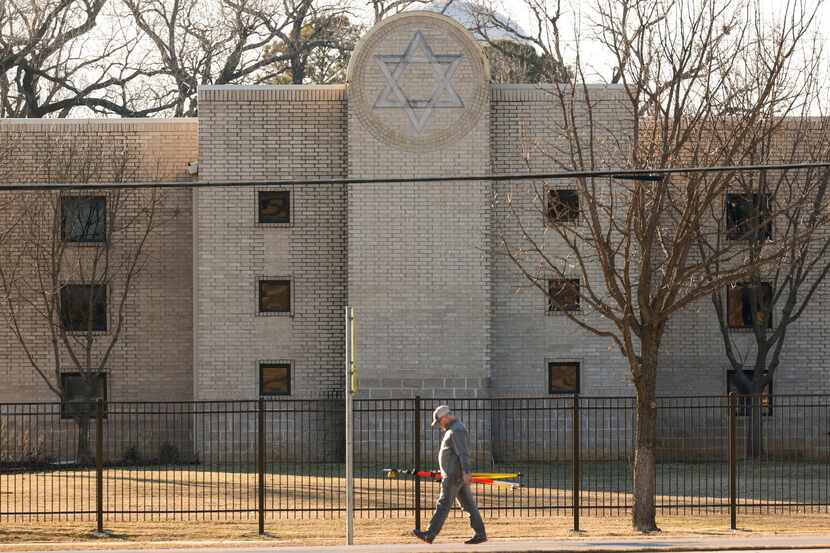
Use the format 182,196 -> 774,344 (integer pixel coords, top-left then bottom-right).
6,535 -> 830,553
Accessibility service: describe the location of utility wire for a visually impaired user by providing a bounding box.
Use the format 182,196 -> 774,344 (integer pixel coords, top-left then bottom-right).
0,161 -> 828,191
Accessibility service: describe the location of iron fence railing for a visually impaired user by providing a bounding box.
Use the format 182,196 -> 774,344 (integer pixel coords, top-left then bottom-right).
1,394 -> 828,533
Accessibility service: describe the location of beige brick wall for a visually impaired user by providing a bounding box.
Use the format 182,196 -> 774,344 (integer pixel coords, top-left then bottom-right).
347,12 -> 492,400
489,84 -> 637,396
195,85 -> 347,400
0,15 -> 826,413
0,119 -> 196,403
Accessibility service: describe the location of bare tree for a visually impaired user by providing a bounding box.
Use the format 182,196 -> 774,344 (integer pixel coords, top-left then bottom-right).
489,0 -> 825,532
367,0 -> 435,24
702,115 -> 830,457
467,0 -> 571,83
0,0 -> 171,117
0,136 -> 176,463
120,0 -> 353,115
261,11 -> 362,84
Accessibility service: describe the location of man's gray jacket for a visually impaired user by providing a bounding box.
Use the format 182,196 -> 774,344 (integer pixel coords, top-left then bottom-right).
438,419 -> 472,481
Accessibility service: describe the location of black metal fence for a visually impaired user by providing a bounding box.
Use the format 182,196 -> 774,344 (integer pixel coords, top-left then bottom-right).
1,395 -> 828,532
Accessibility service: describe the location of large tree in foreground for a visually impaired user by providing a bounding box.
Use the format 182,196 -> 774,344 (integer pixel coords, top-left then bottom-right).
484,0 -> 826,531
0,136 -> 175,463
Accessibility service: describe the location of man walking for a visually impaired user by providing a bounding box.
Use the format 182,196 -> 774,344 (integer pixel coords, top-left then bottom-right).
412,405 -> 487,544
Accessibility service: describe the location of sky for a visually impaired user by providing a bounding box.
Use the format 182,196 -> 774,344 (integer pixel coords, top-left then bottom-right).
431,0 -> 830,85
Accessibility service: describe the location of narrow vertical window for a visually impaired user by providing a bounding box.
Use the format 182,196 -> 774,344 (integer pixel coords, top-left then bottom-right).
548,279 -> 580,312
260,362 -> 291,396
258,191 -> 291,224
259,279 -> 291,314
60,284 -> 107,331
726,193 -> 772,240
62,196 -> 107,242
546,189 -> 579,223
60,372 -> 107,419
726,283 -> 772,329
727,370 -> 773,416
548,361 -> 580,394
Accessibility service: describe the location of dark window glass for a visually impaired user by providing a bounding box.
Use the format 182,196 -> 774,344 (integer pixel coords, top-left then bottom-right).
726,283 -> 772,329
60,284 -> 107,332
548,361 -> 580,394
547,189 -> 579,223
258,191 -> 290,224
260,363 -> 291,396
726,193 -> 772,240
259,280 -> 291,313
727,370 -> 772,416
60,372 -> 107,419
62,196 -> 106,242
549,279 -> 580,312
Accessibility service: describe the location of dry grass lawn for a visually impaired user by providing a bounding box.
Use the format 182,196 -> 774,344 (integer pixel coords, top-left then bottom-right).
2,468 -> 829,549
7,467 -> 814,515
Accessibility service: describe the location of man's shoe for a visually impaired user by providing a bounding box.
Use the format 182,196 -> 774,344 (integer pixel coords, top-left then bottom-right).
464,535 -> 488,545
412,529 -> 434,544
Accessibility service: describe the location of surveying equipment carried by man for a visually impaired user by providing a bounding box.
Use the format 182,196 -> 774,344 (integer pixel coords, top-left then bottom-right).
412,405 -> 487,544
384,468 -> 522,488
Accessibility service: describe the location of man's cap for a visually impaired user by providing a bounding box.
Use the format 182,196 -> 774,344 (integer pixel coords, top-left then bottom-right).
431,405 -> 451,428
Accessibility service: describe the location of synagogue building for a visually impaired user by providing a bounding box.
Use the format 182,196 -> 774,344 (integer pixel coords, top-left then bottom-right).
1,11 -> 826,409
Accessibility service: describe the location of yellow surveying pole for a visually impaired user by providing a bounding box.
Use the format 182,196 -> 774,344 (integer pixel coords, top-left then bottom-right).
345,306 -> 356,544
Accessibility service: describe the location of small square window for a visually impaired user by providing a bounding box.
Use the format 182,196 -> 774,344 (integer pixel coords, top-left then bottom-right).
258,191 -> 291,224
60,372 -> 107,419
260,362 -> 291,396
549,279 -> 580,312
727,283 -> 772,329
546,189 -> 579,223
727,370 -> 772,416
60,284 -> 107,332
726,193 -> 772,240
259,279 -> 291,313
61,196 -> 107,243
548,361 -> 580,394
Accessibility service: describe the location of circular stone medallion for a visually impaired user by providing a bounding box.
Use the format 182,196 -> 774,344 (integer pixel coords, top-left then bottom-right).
348,12 -> 489,151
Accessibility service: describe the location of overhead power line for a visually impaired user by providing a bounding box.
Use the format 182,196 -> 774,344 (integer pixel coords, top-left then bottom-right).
0,161 -> 828,191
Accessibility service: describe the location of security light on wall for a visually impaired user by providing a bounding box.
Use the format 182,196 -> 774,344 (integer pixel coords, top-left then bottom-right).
187,162 -> 199,176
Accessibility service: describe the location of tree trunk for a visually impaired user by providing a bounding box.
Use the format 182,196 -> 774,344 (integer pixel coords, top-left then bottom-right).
76,415 -> 94,466
745,393 -> 764,459
633,387 -> 658,531
632,335 -> 660,532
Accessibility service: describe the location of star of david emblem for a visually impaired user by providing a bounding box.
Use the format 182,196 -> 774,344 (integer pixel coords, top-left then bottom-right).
373,31 -> 465,133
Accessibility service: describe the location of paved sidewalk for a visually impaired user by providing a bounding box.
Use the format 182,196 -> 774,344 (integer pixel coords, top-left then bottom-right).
8,535 -> 830,553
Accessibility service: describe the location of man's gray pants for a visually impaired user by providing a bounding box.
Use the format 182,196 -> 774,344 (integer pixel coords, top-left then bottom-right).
426,476 -> 486,538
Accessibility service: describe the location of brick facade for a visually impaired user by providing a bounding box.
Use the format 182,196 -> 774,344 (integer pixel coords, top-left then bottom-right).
0,119 -> 195,404
0,10 -> 826,416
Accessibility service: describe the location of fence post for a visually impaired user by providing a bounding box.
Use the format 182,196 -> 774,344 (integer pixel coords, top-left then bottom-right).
572,395 -> 580,532
258,397 -> 266,535
414,395 -> 422,531
95,397 -> 104,535
728,392 -> 737,530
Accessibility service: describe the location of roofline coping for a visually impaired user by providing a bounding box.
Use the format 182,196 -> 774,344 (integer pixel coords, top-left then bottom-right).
0,118 -> 197,125
491,83 -> 626,91
198,84 -> 347,91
